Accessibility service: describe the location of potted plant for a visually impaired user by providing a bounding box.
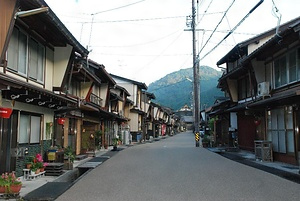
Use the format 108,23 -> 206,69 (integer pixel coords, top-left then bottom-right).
41,162 -> 48,172
36,161 -> 44,173
26,156 -> 35,169
95,130 -> 102,149
0,172 -> 22,194
0,174 -> 9,193
64,146 -> 75,170
104,141 -> 108,149
27,153 -> 46,174
8,172 -> 22,194
30,162 -> 38,175
202,135 -> 210,147
112,137 -> 121,151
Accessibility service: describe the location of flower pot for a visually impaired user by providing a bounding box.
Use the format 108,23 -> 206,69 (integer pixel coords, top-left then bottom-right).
26,163 -> 32,169
30,170 -> 36,175
10,184 -> 22,193
0,186 -> 6,193
35,169 -> 40,174
40,167 -> 45,172
64,161 -> 73,170
112,146 -> 118,151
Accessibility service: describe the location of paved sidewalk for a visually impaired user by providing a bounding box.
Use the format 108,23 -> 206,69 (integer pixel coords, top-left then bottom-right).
208,147 -> 300,184
19,137 -> 165,200
19,146 -> 115,199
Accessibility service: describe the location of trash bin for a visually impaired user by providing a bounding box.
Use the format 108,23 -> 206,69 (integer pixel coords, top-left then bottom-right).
254,140 -> 273,161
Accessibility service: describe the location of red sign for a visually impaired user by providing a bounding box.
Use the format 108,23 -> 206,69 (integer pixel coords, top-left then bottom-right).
57,118 -> 65,125
0,107 -> 13,118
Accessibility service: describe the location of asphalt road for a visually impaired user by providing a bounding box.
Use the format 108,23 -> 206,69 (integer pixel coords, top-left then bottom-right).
56,132 -> 299,201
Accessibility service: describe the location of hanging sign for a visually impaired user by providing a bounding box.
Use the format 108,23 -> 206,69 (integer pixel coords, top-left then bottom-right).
57,118 -> 65,125
0,107 -> 13,118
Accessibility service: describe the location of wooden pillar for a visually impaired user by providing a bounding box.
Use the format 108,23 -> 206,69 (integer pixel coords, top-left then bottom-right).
63,118 -> 69,148
75,119 -> 82,155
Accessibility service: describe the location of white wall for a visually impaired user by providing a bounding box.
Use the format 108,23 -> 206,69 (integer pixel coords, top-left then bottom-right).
53,45 -> 72,88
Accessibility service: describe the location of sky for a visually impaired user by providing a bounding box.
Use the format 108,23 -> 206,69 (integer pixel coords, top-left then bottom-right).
45,0 -> 299,85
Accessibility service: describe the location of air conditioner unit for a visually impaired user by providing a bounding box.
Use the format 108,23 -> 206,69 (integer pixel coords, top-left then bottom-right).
257,82 -> 270,96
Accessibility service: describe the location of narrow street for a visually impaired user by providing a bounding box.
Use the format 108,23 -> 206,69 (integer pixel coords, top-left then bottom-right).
56,132 -> 299,201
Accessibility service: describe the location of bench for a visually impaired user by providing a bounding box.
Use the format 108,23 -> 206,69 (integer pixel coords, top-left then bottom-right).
23,169 -> 46,180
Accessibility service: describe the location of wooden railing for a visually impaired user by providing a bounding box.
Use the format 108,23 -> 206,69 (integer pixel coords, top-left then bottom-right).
90,93 -> 102,105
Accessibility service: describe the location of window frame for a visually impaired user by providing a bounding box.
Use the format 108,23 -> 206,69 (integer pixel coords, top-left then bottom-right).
7,27 -> 45,84
273,47 -> 300,89
18,113 -> 42,145
237,75 -> 251,100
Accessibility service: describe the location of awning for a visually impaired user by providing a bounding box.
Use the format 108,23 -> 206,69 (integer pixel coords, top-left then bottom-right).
248,90 -> 300,108
225,103 -> 248,112
110,92 -> 123,101
0,73 -> 77,109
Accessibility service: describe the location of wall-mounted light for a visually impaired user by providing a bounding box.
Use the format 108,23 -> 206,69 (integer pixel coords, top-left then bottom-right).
11,91 -> 28,100
15,7 -> 49,19
26,95 -> 41,103
48,104 -> 56,108
38,101 -> 45,106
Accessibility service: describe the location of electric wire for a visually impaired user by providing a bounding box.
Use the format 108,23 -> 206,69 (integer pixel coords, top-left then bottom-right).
91,0 -> 147,16
197,0 -> 214,26
198,0 -> 236,55
68,15 -> 187,24
199,0 -> 264,61
88,0 -> 147,50
137,30 -> 186,72
225,15 -> 236,44
90,28 -> 183,48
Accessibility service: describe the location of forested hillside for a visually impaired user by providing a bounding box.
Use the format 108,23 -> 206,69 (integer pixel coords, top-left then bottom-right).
148,66 -> 223,110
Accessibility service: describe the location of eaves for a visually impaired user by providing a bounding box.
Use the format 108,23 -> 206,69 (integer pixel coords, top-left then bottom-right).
0,73 -> 77,105
18,0 -> 89,57
110,74 -> 147,90
217,17 -> 300,66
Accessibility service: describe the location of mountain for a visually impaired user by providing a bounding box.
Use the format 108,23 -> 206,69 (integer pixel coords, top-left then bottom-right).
147,66 -> 224,111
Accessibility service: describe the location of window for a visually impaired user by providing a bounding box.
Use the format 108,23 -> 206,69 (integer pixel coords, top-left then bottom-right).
19,114 -> 41,144
28,38 -> 45,81
238,75 -> 251,100
274,47 -> 300,88
7,28 -> 27,75
267,107 -> 294,154
7,27 -> 45,83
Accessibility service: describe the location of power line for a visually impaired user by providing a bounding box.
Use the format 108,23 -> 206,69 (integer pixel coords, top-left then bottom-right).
93,52 -> 190,57
199,0 -> 264,61
198,0 -> 236,55
91,0 -> 147,16
137,31 -> 185,71
66,15 -> 187,24
90,28 -> 183,48
57,11 -> 224,23
197,0 -> 214,26
88,0 -> 147,50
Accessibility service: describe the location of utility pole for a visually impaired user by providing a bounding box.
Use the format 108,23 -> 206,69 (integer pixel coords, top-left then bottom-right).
191,0 -> 201,147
